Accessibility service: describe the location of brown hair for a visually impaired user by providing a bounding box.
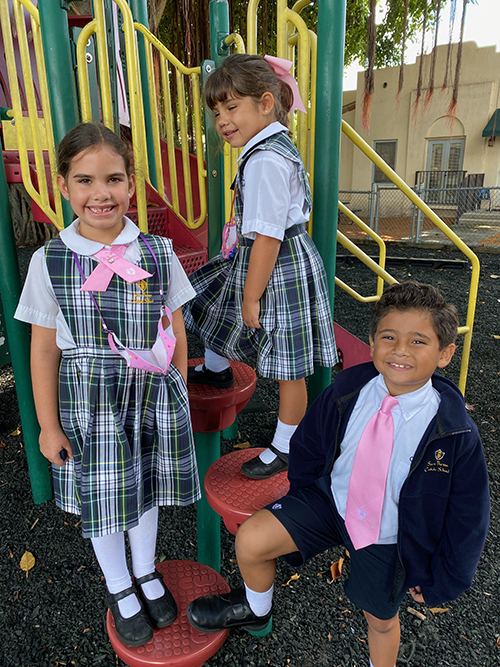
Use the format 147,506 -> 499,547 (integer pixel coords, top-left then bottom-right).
369,281 -> 459,349
203,54 -> 294,128
58,123 -> 131,178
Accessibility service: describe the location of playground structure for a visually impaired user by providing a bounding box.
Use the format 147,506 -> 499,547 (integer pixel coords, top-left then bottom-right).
0,0 -> 481,510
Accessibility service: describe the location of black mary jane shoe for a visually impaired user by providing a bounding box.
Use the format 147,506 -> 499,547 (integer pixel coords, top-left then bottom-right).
136,570 -> 178,628
106,585 -> 153,647
240,445 -> 289,480
187,587 -> 272,634
187,364 -> 234,388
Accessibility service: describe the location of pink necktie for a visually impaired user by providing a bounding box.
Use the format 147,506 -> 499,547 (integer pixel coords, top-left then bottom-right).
345,394 -> 399,551
81,244 -> 153,292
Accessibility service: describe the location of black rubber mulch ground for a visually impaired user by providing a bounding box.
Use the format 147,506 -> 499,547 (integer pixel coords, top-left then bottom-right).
0,244 -> 499,667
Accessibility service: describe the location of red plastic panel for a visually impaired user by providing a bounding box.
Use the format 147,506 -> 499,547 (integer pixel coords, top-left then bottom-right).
107,560 -> 229,667
333,322 -> 372,369
204,449 -> 290,535
188,359 -> 257,433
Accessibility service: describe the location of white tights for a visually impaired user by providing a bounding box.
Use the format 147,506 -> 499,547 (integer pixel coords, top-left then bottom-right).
91,506 -> 164,618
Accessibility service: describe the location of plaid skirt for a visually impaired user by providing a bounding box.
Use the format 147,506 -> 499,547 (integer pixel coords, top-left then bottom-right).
55,347 -> 200,538
184,226 -> 337,380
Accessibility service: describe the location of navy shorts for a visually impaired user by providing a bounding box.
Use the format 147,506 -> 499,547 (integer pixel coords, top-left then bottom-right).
266,476 -> 406,620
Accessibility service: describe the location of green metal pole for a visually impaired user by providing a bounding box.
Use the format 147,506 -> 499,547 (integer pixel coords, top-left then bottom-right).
308,0 -> 346,403
194,431 -> 221,572
0,158 -> 52,504
128,0 -> 158,189
38,0 -> 79,228
205,0 -> 230,259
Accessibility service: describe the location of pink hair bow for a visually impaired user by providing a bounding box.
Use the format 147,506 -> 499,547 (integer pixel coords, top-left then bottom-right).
264,55 -> 306,114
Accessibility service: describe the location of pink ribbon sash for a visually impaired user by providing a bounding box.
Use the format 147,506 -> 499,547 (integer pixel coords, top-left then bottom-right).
107,306 -> 177,374
81,244 -> 153,292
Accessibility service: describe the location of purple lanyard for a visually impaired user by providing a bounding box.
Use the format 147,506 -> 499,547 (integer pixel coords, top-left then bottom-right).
71,233 -> 164,334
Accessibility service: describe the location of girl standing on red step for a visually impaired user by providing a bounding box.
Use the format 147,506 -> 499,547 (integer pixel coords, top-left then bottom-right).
185,54 -> 337,479
15,123 -> 200,648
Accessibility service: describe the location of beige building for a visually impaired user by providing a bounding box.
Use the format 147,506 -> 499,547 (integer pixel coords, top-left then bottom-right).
341,41 -> 500,195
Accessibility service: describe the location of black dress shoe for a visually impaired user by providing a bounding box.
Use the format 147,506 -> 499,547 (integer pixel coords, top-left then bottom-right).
106,585 -> 153,647
241,445 -> 289,480
187,587 -> 272,634
187,364 -> 234,388
135,570 -> 178,628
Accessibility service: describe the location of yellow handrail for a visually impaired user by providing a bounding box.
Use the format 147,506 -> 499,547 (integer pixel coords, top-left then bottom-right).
132,22 -> 207,230
337,202 -> 387,299
225,33 -> 246,53
1,0 -> 63,229
341,120 -> 479,394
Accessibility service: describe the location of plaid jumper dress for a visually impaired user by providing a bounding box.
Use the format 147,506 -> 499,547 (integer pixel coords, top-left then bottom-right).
45,235 -> 200,538
184,132 -> 337,380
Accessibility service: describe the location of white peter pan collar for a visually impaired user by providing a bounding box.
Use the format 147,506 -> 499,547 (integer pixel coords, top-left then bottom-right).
59,216 -> 140,256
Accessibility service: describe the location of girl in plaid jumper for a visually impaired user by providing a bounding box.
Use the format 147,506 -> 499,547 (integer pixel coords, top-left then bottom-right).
15,124 -> 200,647
185,54 -> 337,480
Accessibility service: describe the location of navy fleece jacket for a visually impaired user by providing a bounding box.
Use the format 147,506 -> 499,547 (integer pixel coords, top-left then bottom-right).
288,362 -> 490,606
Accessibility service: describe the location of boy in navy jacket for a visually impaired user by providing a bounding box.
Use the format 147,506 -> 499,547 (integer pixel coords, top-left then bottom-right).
187,282 -> 490,667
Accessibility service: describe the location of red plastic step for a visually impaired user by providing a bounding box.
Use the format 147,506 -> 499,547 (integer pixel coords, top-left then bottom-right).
106,560 -> 229,667
187,359 -> 256,433
204,448 -> 290,535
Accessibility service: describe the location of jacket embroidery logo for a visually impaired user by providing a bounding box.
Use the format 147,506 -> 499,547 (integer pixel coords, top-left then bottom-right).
424,449 -> 450,474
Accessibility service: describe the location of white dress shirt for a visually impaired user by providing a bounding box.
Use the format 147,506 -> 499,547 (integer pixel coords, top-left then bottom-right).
237,122 -> 311,241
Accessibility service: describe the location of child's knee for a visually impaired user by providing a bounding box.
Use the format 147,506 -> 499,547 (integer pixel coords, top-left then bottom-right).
235,510 -> 287,561
364,610 -> 400,635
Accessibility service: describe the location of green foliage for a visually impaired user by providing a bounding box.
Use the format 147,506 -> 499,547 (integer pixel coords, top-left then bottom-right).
155,0 -> 451,69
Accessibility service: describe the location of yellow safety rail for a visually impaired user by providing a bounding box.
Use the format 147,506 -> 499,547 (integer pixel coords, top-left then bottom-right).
0,0 -> 63,230
77,0 -> 207,232
341,120 -> 480,394
134,23 -> 207,230
337,202 -> 392,301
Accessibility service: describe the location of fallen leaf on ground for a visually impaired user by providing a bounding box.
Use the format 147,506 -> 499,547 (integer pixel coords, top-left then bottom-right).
407,606 -> 426,620
496,635 -> 500,648
0,442 -> 6,449
233,441 -> 251,449
493,335 -> 500,340
429,607 -> 450,614
20,551 -> 35,577
9,429 -> 21,436
465,403 -> 475,411
490,275 -> 499,279
357,637 -> 366,643
330,557 -> 344,581
282,573 -> 300,586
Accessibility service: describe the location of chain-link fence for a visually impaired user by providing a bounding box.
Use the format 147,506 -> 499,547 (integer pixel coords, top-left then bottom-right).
338,185 -> 500,248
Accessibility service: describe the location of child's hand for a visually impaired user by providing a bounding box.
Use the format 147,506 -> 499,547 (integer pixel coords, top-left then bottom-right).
409,585 -> 425,604
39,428 -> 73,467
242,298 -> 261,329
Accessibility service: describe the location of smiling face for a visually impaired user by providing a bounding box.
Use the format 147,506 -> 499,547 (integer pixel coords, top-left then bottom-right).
57,145 -> 135,244
369,308 -> 456,396
213,93 -> 275,147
